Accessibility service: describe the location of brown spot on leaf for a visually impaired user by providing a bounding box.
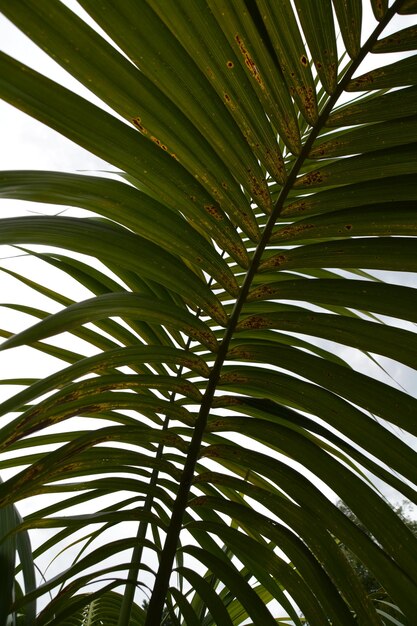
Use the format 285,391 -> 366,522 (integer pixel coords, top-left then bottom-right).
235,34 -> 264,89
204,205 -> 224,221
182,359 -> 209,377
248,285 -> 277,301
237,315 -> 268,330
82,404 -> 102,414
247,171 -> 272,214
300,55 -> 308,67
132,117 -> 147,134
351,72 -> 374,88
272,223 -> 314,240
299,86 -> 316,123
226,60 -> 234,68
212,395 -> 245,408
270,255 -> 287,268
281,200 -> 308,215
150,136 -> 168,151
259,254 -> 288,271
220,372 -> 249,384
228,348 -> 252,360
297,170 -> 324,186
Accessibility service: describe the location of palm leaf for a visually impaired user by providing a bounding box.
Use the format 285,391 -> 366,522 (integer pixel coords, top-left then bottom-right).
0,1 -> 417,625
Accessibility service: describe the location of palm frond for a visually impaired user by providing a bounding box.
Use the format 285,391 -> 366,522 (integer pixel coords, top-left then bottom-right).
0,1 -> 417,624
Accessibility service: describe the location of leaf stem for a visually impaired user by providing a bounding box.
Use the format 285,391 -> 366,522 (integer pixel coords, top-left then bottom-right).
144,2 -> 403,623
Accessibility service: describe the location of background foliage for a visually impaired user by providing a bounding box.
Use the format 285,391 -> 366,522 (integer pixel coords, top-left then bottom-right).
0,1 -> 417,624
303,501 -> 417,625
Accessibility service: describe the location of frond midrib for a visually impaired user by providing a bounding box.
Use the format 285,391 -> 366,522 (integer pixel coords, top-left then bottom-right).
144,2 -> 405,623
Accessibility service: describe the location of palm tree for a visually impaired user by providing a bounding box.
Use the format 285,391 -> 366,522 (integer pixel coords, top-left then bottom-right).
0,1 -> 417,624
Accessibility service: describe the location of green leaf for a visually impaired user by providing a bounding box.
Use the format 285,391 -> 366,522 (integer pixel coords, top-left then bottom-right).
0,487 -> 16,626
169,587 -> 200,626
182,545 -> 278,626
295,144 -> 417,189
0,171 -> 241,292
236,310 -> 417,369
255,0 -> 318,124
0,0 -> 259,232
0,344 -> 208,422
79,0 -> 275,212
0,425 -> 185,506
327,86 -> 417,126
176,567 -> 235,626
260,237 -> 417,273
58,591 -> 146,626
224,346 -> 417,480
347,54 -> 417,91
149,0 -> 285,189
370,0 -> 388,21
190,502 -> 373,624
202,445 -> 417,616
332,0 -> 362,58
3,248 -> 189,350
272,203 -> 417,243
248,277 -> 417,323
0,216 -> 227,325
309,116 -> 417,158
0,292 -> 218,353
372,24 -> 417,53
294,0 -> 338,94
0,51 -> 261,245
398,0 -> 417,14
14,510 -> 36,626
207,0 -> 301,154
283,175 -> 417,217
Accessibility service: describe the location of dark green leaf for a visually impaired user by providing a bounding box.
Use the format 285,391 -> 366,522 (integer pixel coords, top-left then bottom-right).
347,54 -> 417,91
327,86 -> 417,126
373,25 -> 417,53
332,0 -> 362,58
